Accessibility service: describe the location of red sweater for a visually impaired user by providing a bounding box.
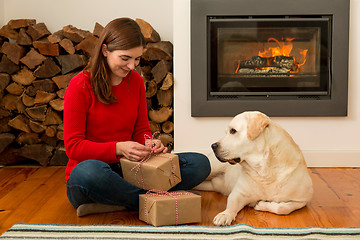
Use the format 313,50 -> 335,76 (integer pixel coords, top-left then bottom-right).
63,70 -> 151,181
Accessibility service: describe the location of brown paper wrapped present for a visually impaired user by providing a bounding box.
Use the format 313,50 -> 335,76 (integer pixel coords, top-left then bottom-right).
120,153 -> 181,191
139,190 -> 201,226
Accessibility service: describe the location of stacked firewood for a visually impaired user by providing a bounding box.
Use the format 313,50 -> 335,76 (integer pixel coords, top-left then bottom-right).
0,18 -> 173,166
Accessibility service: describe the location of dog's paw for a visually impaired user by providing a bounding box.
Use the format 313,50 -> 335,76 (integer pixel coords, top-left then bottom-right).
213,211 -> 235,226
254,200 -> 271,212
254,200 -> 304,215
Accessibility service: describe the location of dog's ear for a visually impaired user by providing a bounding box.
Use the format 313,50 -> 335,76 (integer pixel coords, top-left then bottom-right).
246,112 -> 270,140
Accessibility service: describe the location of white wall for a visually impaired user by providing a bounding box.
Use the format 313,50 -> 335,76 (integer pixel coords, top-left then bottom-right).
173,0 -> 360,167
0,0 -> 4,25
1,0 -> 173,41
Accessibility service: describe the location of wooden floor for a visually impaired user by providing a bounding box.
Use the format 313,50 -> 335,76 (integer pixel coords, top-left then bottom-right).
1,166 -> 360,235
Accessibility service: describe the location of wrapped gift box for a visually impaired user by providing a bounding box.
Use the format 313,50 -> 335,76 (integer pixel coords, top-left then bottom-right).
139,190 -> 201,227
120,153 -> 181,191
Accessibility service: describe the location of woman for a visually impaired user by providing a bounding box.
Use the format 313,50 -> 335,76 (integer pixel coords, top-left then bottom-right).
64,18 -> 211,217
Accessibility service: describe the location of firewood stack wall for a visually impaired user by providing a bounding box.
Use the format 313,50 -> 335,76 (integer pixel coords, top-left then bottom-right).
0,18 -> 174,167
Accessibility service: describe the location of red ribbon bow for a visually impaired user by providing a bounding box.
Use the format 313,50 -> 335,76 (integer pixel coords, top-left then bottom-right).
131,132 -> 176,189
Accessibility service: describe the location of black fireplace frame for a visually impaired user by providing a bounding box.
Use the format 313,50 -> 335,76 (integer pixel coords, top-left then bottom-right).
191,0 -> 350,117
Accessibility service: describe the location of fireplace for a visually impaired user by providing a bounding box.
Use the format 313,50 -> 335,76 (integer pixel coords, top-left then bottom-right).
210,17 -> 330,96
191,0 -> 349,117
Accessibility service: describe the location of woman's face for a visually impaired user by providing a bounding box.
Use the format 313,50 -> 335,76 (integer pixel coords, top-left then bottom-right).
102,45 -> 143,85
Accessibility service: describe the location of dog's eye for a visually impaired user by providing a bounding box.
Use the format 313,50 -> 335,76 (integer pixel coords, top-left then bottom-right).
230,128 -> 237,134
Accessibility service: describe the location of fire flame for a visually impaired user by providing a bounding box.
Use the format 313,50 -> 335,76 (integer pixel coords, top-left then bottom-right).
235,37 -> 308,73
258,37 -> 295,58
298,49 -> 308,67
258,37 -> 307,72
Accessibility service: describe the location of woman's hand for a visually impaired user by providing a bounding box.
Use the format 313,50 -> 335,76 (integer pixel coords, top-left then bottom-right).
116,141 -> 152,162
145,139 -> 168,154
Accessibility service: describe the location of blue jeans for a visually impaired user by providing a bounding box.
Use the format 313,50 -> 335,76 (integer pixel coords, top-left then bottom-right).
66,152 -> 211,210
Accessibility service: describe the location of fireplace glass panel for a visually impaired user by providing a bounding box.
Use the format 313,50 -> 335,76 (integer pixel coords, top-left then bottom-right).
209,17 -> 331,98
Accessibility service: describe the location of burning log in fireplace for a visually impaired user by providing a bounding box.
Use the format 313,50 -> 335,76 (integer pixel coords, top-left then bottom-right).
235,37 -> 308,75
236,56 -> 296,72
236,56 -> 296,75
0,18 -> 173,167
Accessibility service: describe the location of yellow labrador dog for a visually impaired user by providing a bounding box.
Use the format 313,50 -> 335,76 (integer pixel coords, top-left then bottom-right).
195,111 -> 313,226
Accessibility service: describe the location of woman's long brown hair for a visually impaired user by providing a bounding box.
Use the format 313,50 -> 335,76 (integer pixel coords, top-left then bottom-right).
89,18 -> 145,104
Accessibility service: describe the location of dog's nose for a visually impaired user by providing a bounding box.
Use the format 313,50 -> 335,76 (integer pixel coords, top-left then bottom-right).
211,143 -> 218,151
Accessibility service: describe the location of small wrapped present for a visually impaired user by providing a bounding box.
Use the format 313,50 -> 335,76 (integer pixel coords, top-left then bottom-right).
139,190 -> 201,227
120,153 -> 181,191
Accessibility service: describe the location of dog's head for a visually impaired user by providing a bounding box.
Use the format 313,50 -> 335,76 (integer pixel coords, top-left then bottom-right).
212,111 -> 270,165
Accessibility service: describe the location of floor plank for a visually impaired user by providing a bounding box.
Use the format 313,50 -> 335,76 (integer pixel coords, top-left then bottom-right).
0,166 -> 360,235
